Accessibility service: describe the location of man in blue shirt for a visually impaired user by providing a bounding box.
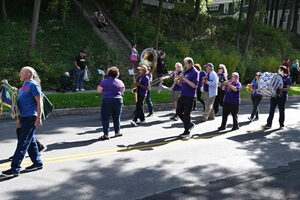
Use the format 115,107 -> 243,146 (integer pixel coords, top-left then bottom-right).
176,57 -> 199,138
263,66 -> 292,129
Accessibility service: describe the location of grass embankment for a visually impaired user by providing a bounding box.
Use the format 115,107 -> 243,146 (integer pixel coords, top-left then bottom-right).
45,86 -> 300,109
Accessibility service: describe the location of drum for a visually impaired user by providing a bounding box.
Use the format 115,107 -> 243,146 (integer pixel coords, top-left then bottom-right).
258,72 -> 283,97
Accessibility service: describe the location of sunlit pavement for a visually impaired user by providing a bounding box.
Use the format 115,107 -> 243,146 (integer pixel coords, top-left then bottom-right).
0,97 -> 299,200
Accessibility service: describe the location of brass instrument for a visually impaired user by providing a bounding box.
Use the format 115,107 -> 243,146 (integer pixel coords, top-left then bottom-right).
140,48 -> 157,74
169,71 -> 181,91
246,83 -> 253,93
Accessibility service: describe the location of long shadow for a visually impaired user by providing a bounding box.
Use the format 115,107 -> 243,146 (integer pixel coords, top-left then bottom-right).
227,128 -> 281,142
46,138 -> 99,152
0,158 -> 10,165
0,175 -> 16,182
192,129 -> 231,139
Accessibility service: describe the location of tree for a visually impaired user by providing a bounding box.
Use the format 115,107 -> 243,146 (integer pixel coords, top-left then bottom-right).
291,0 -> 299,33
279,0 -> 289,29
286,0 -> 296,32
130,0 -> 143,19
27,0 -> 41,58
194,0 -> 201,24
269,0 -> 275,25
244,0 -> 259,55
154,0 -> 163,50
2,0 -> 7,21
236,0 -> 244,52
273,0 -> 279,27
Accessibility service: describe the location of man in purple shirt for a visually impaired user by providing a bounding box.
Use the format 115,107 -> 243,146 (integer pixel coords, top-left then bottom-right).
131,64 -> 150,127
176,57 -> 199,138
263,66 -> 291,129
218,72 -> 242,131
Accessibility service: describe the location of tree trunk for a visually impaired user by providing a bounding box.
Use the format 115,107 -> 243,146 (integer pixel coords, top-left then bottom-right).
279,0 -> 289,29
2,0 -> 7,21
26,0 -> 41,59
244,0 -> 258,55
130,0 -> 143,19
291,0 -> 299,33
265,0 -> 269,24
194,0 -> 200,24
269,0 -> 275,25
154,0 -> 163,50
287,0 -> 296,32
273,0 -> 279,27
236,0 -> 244,52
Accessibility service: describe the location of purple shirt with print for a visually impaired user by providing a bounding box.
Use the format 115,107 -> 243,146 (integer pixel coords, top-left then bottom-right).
283,76 -> 292,97
136,75 -> 150,97
100,78 -> 125,99
181,67 -> 199,97
218,73 -> 227,88
224,81 -> 242,104
197,70 -> 207,89
171,71 -> 182,91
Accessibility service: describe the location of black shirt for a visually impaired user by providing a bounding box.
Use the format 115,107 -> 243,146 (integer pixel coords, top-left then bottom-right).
75,55 -> 87,70
156,57 -> 166,73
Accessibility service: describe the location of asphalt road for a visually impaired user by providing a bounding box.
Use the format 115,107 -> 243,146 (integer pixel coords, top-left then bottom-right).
0,97 -> 299,200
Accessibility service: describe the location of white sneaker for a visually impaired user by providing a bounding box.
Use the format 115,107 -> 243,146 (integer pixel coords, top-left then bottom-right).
137,119 -> 146,124
130,120 -> 138,127
80,88 -> 85,91
76,88 -> 79,92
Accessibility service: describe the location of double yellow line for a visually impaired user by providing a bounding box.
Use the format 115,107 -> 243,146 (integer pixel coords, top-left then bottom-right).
0,133 -> 224,171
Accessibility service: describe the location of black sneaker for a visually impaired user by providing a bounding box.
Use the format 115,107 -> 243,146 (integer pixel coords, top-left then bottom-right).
262,124 -> 271,129
280,125 -> 284,129
170,115 -> 178,121
218,126 -> 226,131
231,127 -> 239,131
38,145 -> 47,153
146,113 -> 154,117
189,123 -> 195,132
25,164 -> 43,171
8,156 -> 13,161
2,169 -> 19,177
179,133 -> 190,139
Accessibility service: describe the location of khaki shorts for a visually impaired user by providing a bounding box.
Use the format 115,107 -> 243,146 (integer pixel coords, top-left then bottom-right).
172,91 -> 181,102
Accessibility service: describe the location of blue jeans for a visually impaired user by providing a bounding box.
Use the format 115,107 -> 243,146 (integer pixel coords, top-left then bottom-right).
101,98 -> 123,135
75,69 -> 85,90
11,116 -> 43,173
267,96 -> 286,126
145,90 -> 153,114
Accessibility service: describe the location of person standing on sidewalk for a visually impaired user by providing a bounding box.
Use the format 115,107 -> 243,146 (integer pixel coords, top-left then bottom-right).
74,50 -> 87,92
248,72 -> 263,122
97,67 -> 125,140
130,64 -> 150,127
176,57 -> 199,138
199,63 -> 218,122
213,64 -> 228,115
218,72 -> 242,131
263,66 -> 291,129
291,59 -> 299,85
2,66 -> 43,177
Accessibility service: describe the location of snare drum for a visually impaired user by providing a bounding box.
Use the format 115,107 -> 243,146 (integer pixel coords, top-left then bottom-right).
258,72 -> 283,97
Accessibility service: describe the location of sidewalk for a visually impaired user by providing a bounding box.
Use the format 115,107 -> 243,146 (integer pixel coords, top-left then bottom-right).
141,160 -> 300,200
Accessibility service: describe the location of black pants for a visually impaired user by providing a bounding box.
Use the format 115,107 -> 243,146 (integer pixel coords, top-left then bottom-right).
267,96 -> 286,127
221,102 -> 239,128
16,128 -> 44,151
213,88 -> 225,114
291,68 -> 299,84
250,95 -> 263,119
176,96 -> 194,133
133,95 -> 146,122
193,88 -> 205,109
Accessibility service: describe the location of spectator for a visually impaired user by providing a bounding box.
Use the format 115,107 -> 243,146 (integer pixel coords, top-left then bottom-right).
97,67 -> 125,140
248,72 -> 263,121
283,58 -> 290,75
130,44 -> 138,69
291,59 -> 299,85
156,51 -> 168,77
74,50 -> 87,92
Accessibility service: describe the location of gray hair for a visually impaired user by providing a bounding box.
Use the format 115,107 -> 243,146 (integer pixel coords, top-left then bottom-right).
184,57 -> 194,66
175,62 -> 183,71
232,72 -> 239,79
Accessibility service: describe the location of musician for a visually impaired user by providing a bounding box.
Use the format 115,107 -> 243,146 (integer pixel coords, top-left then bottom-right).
176,57 -> 199,138
161,62 -> 183,121
145,71 -> 154,117
193,64 -> 206,111
213,64 -> 228,115
263,66 -> 292,129
2,67 -> 43,177
97,67 -> 125,140
248,72 -> 262,121
156,51 -> 167,77
130,64 -> 150,127
218,72 -> 242,131
199,63 -> 218,122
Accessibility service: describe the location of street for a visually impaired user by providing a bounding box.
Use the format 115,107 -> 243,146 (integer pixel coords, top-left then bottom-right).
0,97 -> 300,200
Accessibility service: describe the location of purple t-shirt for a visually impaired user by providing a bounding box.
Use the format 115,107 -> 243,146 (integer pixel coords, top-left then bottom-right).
283,76 -> 292,97
197,70 -> 207,89
181,67 -> 199,97
224,81 -> 242,104
136,75 -> 150,97
99,78 -> 125,99
203,72 -> 210,92
251,79 -> 262,97
171,71 -> 182,91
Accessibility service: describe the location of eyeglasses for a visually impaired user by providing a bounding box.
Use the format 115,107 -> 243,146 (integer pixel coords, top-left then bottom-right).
218,68 -> 223,69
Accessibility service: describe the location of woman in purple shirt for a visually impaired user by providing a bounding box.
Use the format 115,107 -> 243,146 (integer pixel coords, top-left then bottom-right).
218,72 -> 242,131
248,72 -> 262,121
97,67 -> 125,140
